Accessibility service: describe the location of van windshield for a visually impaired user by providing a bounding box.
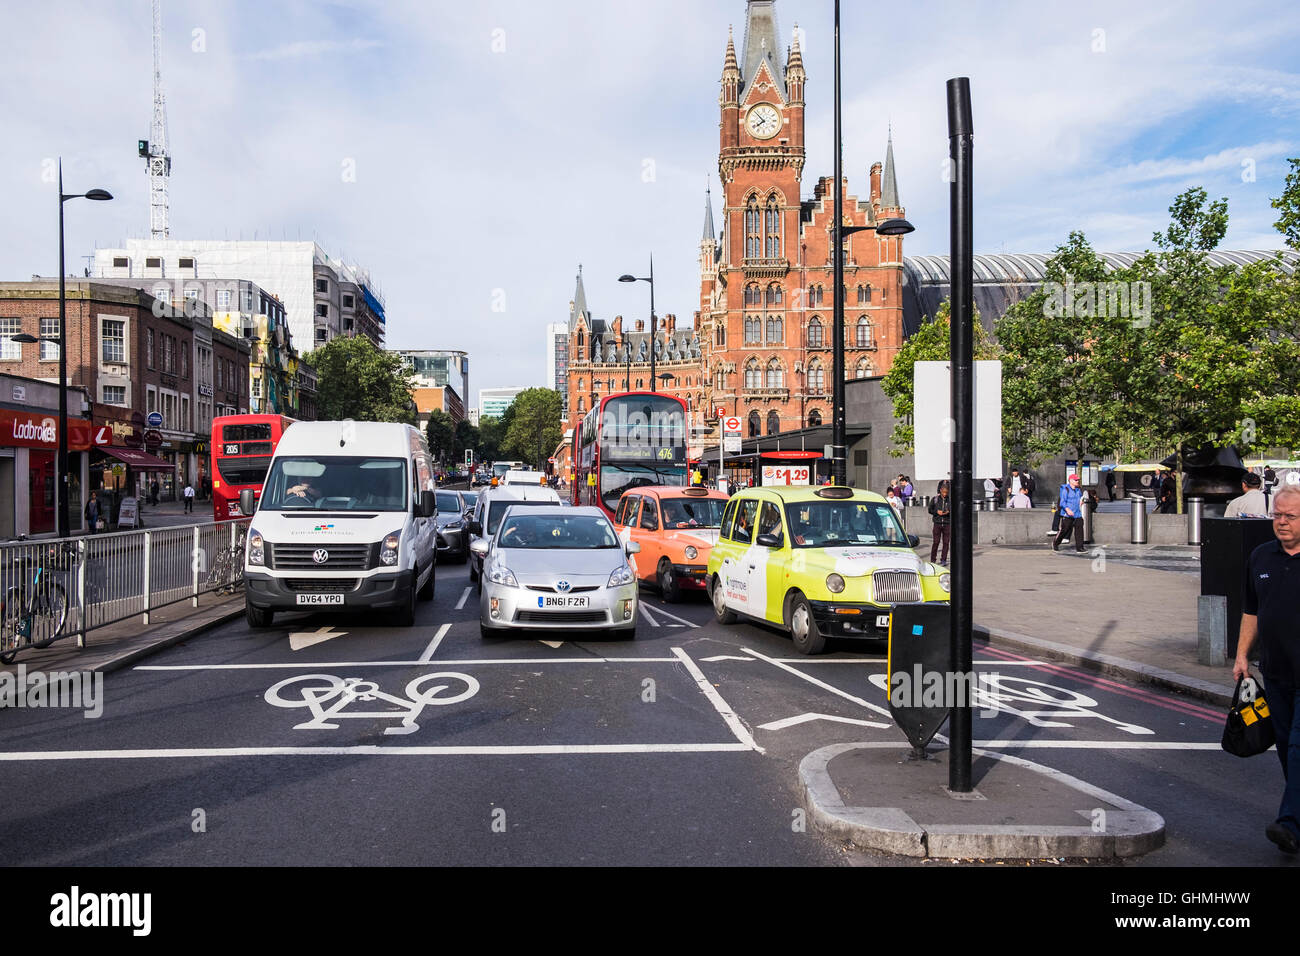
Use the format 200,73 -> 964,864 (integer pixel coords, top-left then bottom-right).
261,456 -> 408,512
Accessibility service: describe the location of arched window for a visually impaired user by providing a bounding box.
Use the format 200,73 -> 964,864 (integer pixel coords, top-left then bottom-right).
766,316 -> 783,343
765,359 -> 783,389
807,284 -> 824,307
745,198 -> 761,259
767,410 -> 780,435
807,317 -> 824,347
744,359 -> 761,390
807,408 -> 823,427
856,358 -> 874,378
714,364 -> 726,389
577,377 -> 584,392
766,283 -> 783,306
807,361 -> 824,394
744,316 -> 761,344
857,284 -> 871,304
576,330 -> 584,351
715,323 -> 726,346
856,317 -> 872,348
577,397 -> 585,413
744,283 -> 761,307
765,196 -> 781,258
747,410 -> 761,437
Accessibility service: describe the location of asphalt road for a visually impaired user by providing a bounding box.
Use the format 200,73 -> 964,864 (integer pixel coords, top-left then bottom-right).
0,559 -> 1289,867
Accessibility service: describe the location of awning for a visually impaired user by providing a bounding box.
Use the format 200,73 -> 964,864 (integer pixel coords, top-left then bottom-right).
97,446 -> 173,471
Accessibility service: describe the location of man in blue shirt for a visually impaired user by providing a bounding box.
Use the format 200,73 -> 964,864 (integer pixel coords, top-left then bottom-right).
1052,473 -> 1086,553
1234,486 -> 1300,854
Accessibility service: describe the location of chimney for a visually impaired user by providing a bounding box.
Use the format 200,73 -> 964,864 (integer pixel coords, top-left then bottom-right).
635,319 -> 644,332
612,315 -> 622,335
693,312 -> 701,331
870,162 -> 882,204
666,314 -> 676,332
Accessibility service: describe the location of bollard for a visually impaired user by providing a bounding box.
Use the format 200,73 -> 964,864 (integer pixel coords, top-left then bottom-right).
1082,494 -> 1094,544
1129,494 -> 1148,544
1187,496 -> 1204,546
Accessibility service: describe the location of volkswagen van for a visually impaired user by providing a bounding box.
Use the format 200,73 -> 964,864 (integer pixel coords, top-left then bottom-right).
706,485 -> 951,654
613,486 -> 729,601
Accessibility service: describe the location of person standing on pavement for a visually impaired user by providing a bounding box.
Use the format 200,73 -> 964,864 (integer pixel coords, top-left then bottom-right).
1158,470 -> 1176,514
1052,473 -> 1086,552
886,487 -> 904,521
901,476 -> 914,504
1234,486 -> 1300,854
1225,472 -> 1271,518
183,482 -> 195,514
1009,487 -> 1032,508
928,480 -> 951,564
84,492 -> 101,535
1105,469 -> 1116,501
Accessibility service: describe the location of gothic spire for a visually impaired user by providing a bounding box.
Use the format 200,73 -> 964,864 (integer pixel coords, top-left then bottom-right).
702,185 -> 716,241
881,128 -> 900,209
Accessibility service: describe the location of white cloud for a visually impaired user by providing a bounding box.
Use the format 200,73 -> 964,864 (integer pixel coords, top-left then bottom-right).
244,38 -> 383,61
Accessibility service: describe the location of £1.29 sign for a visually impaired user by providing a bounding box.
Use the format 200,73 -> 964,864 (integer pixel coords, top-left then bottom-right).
762,465 -> 810,486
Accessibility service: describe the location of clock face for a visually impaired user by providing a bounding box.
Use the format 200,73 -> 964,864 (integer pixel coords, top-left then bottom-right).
746,103 -> 780,139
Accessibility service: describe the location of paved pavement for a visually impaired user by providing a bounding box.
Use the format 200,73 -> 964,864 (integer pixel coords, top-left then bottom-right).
3,531 -> 1275,865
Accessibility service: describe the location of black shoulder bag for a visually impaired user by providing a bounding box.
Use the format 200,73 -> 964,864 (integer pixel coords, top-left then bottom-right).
1222,676 -> 1276,758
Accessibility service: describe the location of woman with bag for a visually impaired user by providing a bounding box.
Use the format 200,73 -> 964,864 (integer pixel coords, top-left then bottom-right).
84,492 -> 101,535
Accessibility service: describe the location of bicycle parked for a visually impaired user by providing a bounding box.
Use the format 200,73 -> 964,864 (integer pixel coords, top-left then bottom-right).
0,542 -> 78,664
207,529 -> 247,595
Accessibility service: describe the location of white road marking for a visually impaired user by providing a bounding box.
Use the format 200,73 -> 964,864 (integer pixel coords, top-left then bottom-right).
640,605 -> 661,627
741,646 -> 894,719
538,640 -> 564,648
0,743 -> 757,761
455,587 -> 472,611
758,712 -> 890,731
135,658 -> 680,670
289,626 -> 347,652
671,646 -> 763,753
701,655 -> 755,662
971,740 -> 1225,750
417,623 -> 452,662
643,604 -> 698,628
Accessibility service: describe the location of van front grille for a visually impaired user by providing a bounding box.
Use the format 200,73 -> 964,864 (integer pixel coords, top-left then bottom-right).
271,543 -> 373,570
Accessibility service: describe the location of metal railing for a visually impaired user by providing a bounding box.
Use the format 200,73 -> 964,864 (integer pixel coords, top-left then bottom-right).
0,519 -> 250,657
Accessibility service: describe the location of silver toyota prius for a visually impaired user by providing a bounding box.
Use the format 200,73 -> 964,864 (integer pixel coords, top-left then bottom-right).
471,505 -> 640,639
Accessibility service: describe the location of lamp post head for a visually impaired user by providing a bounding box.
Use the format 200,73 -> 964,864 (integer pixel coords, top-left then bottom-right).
84,189 -> 114,201
11,333 -> 39,344
618,274 -> 637,283
876,217 -> 915,237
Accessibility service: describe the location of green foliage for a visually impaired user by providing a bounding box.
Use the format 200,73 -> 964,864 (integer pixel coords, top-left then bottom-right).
880,299 -> 997,457
1271,158 -> 1300,252
476,416 -> 506,463
502,388 -> 563,468
305,336 -> 417,424
424,409 -> 456,463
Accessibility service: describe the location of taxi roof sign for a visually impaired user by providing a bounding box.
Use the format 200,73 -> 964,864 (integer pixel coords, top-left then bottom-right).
814,486 -> 855,499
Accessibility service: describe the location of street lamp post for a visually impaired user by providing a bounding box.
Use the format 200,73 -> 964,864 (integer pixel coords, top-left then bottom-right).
829,2 -> 913,485
619,257 -> 657,392
39,160 -> 113,538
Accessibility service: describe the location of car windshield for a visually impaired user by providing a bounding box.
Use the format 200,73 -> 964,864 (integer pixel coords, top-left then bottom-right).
660,497 -> 724,528
436,492 -> 461,513
260,456 -> 407,511
497,513 -> 618,549
486,499 -> 556,534
784,500 -> 909,548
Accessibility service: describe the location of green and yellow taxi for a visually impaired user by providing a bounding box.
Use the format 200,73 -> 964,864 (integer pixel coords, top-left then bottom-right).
707,485 -> 951,654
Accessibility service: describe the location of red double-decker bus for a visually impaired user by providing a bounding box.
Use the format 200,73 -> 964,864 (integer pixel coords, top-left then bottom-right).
572,392 -> 688,519
210,414 -> 294,521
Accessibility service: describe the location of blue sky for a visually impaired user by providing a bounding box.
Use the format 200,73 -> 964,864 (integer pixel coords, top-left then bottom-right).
2,0 -> 1298,402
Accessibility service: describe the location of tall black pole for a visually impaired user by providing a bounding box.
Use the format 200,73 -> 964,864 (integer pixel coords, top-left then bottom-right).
57,159 -> 70,539
947,77 -> 974,793
648,256 -> 656,393
830,0 -> 846,486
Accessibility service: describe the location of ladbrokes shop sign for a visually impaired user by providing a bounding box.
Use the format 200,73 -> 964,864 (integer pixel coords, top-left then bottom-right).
0,409 -> 95,451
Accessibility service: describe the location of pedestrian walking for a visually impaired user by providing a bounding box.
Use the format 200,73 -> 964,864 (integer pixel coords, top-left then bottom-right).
886,487 -> 904,522
1052,473 -> 1086,553
84,492 -> 101,535
150,479 -> 160,506
1105,469 -> 1117,502
1233,486 -> 1300,854
1158,470 -> 1176,514
183,482 -> 195,514
928,481 -> 951,564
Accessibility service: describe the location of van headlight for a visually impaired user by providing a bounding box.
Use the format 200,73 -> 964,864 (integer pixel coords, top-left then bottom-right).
608,564 -> 635,587
488,562 -> 518,588
826,573 -> 845,594
939,573 -> 951,593
247,529 -> 264,566
380,530 -> 402,566
684,546 -> 698,560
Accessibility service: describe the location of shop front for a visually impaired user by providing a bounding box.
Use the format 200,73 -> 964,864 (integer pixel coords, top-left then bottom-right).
0,406 -> 95,539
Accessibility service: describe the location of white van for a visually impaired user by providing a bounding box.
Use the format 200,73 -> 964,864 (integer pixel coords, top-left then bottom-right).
242,421 -> 438,628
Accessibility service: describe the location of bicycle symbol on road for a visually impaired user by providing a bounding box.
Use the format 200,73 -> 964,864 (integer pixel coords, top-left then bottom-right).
264,672 -> 480,735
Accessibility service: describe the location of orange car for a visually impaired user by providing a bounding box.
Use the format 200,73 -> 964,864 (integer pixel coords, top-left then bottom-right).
612,486 -> 730,601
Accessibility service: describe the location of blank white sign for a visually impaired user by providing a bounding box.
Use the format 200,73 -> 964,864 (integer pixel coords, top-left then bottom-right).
913,360 -> 1002,481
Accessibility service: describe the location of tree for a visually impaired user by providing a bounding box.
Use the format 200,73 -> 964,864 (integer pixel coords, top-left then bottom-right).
1270,157 -> 1300,252
502,388 -> 563,468
425,409 -> 456,464
880,299 -> 998,457
305,336 -> 417,424
477,416 -> 506,463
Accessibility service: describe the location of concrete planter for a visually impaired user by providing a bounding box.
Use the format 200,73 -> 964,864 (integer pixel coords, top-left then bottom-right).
903,508 -> 1193,546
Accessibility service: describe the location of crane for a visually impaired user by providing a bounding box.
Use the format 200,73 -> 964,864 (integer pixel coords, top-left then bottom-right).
137,0 -> 170,239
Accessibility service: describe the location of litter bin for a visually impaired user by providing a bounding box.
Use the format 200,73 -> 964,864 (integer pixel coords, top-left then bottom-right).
1081,495 -> 1094,545
1129,494 -> 1148,544
1187,497 -> 1204,546
1201,517 -> 1276,657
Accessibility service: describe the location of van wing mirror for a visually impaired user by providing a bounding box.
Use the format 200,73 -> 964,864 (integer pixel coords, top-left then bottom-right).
239,489 -> 257,515
756,532 -> 783,548
420,489 -> 437,517
467,520 -> 482,536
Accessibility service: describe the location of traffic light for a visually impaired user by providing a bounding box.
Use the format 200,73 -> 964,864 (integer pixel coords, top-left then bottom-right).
138,139 -> 149,157
464,448 -> 474,468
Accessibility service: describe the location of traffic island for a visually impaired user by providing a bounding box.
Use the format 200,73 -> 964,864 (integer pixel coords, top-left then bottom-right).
800,740 -> 1165,859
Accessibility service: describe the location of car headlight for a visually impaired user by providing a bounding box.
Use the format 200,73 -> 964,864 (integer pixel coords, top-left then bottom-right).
487,563 -> 519,587
939,572 -> 951,593
684,545 -> 698,560
826,573 -> 845,594
608,564 -> 636,587
447,519 -> 464,530
380,529 -> 402,566
247,529 -> 264,566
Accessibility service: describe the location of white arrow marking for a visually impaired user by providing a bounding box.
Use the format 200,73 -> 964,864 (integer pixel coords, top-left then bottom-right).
418,623 -> 452,662
455,587 -> 472,611
758,712 -> 891,732
700,655 -> 756,662
640,605 -> 661,627
644,604 -> 698,628
538,640 -> 564,648
289,626 -> 347,651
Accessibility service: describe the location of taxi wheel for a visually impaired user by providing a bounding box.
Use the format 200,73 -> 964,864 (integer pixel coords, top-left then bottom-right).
711,575 -> 737,624
658,560 -> 682,603
787,593 -> 826,655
